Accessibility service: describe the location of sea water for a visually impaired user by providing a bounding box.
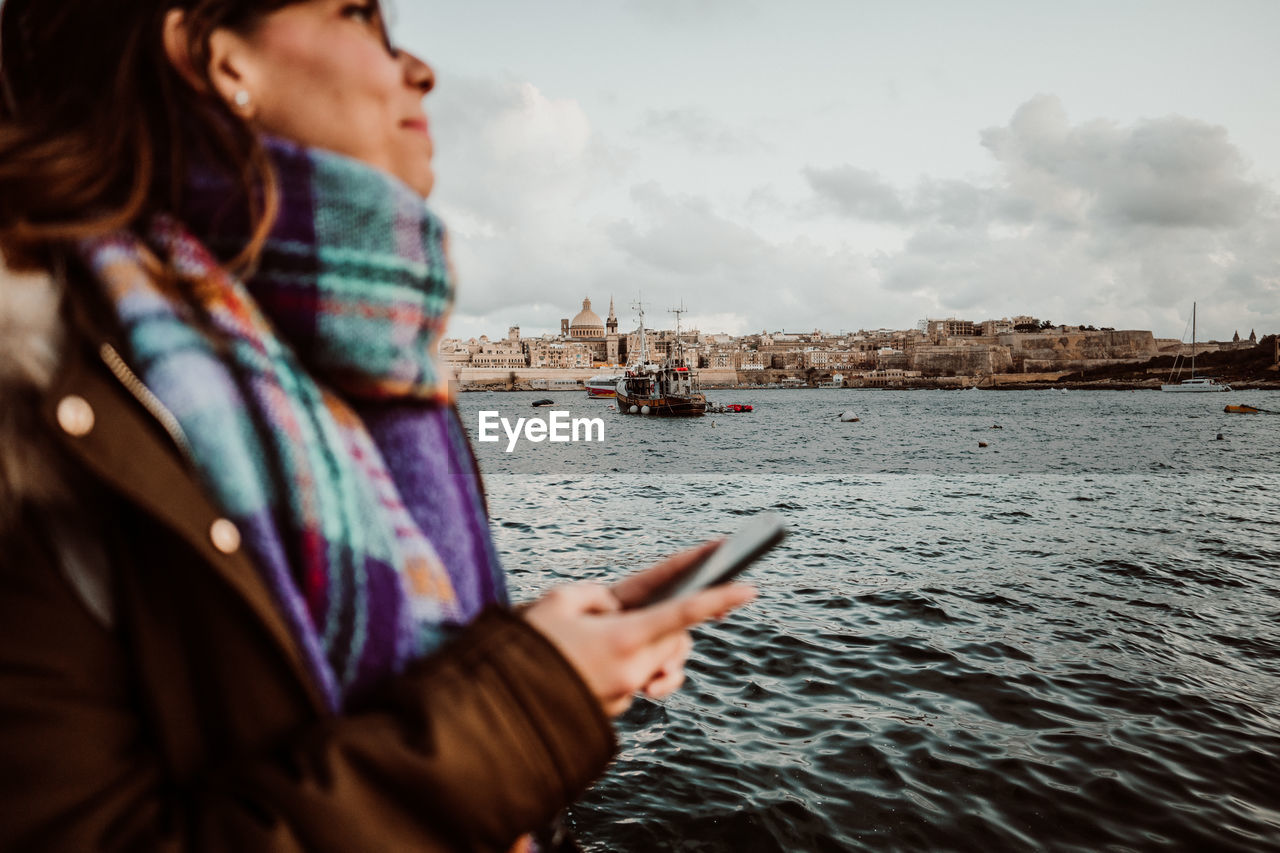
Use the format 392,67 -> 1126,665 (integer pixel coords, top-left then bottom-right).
459,389 -> 1280,851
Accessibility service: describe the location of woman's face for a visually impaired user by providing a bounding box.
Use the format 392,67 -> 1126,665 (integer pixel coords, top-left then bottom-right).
233,1 -> 436,196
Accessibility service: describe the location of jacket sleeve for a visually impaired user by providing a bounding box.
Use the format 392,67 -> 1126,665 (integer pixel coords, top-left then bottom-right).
0,521 -> 617,853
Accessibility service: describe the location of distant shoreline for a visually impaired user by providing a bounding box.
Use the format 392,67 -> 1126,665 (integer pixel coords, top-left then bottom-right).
458,381 -> 1280,393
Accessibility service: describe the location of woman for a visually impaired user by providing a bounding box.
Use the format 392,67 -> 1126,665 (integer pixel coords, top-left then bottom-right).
0,1 -> 755,850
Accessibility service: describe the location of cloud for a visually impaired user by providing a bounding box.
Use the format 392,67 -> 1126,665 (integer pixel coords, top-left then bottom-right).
602,183 -> 906,335
804,165 -> 911,222
805,95 -> 1280,335
638,107 -> 769,156
427,75 -> 629,330
608,183 -> 764,275
429,75 -> 611,229
981,95 -> 1264,230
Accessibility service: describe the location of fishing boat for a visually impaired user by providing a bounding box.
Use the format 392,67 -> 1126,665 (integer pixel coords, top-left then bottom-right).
586,373 -> 622,398
1162,303 -> 1231,392
615,301 -> 706,417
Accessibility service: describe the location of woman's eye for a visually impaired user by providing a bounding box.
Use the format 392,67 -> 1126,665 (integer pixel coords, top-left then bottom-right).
340,1 -> 397,56
341,3 -> 377,24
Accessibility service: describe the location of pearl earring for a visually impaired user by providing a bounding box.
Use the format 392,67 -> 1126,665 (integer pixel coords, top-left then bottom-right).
233,90 -> 251,110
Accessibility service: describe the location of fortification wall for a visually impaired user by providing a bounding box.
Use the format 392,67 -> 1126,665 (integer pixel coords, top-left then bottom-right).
910,345 -> 1013,376
998,330 -> 1157,370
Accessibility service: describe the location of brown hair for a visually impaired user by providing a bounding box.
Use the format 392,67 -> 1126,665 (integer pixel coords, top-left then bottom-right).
0,0 -> 303,271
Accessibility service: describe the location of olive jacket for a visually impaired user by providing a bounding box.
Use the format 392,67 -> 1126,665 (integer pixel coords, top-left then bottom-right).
0,257 -> 617,852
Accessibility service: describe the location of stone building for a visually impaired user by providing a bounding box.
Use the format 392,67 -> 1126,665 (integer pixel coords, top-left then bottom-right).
925,318 -> 978,340
560,297 -> 625,364
526,339 -> 595,369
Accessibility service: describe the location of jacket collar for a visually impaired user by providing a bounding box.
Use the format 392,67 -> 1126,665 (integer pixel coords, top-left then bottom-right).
1,251 -> 326,712
0,253 -> 71,526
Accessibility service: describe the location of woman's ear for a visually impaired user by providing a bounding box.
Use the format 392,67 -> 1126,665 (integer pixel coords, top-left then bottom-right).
162,8 -> 258,119
161,10 -> 205,92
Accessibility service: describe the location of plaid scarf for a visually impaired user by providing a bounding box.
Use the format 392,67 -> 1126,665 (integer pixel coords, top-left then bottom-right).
79,140 -> 506,709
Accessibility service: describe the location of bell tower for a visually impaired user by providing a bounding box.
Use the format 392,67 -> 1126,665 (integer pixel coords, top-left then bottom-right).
606,296 -> 618,335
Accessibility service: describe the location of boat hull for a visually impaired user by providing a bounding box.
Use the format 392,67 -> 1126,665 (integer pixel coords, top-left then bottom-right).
616,393 -> 706,417
586,375 -> 622,398
1160,383 -> 1231,392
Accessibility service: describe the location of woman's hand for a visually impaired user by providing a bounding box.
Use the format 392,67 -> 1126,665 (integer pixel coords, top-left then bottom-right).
610,540 -> 723,610
522,545 -> 756,716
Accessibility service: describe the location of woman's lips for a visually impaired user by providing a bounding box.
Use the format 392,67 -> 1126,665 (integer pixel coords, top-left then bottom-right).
401,117 -> 431,136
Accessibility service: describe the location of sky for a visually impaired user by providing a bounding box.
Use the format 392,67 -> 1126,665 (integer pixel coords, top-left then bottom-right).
389,0 -> 1280,343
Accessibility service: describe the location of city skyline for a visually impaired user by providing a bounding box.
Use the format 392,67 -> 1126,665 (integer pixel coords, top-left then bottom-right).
392,2 -> 1280,344
443,294 -> 1258,347
442,295 -> 1270,383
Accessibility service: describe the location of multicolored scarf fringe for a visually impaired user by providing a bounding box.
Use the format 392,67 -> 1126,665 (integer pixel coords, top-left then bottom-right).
79,140 -> 506,709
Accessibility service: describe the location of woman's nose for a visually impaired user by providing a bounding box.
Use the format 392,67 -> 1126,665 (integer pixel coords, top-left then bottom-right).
402,51 -> 434,95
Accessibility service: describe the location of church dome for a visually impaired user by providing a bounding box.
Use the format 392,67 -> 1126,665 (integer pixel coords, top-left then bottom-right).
569,297 -> 605,339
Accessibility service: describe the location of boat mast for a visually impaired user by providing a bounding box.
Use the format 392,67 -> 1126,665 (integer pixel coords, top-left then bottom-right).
669,301 -> 686,368
631,297 -> 649,365
1182,300 -> 1192,376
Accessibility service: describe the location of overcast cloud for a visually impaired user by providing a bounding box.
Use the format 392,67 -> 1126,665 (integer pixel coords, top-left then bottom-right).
401,2 -> 1280,343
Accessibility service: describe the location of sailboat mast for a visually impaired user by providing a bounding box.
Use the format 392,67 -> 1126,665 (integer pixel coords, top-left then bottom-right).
1182,300 -> 1192,376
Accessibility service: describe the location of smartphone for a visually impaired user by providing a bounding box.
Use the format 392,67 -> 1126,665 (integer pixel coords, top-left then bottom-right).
643,512 -> 786,605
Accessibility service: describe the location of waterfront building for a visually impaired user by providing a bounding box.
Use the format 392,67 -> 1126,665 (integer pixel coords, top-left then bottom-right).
471,343 -> 526,369
861,369 -> 922,386
440,347 -> 471,366
801,349 -> 832,369
526,339 -> 595,370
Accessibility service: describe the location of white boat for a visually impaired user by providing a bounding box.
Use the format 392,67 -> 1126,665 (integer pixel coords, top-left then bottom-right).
1161,377 -> 1231,393
1161,302 -> 1231,392
586,373 -> 622,398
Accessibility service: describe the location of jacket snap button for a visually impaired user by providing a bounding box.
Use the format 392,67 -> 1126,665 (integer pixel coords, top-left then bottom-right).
56,395 -> 96,437
210,519 -> 242,555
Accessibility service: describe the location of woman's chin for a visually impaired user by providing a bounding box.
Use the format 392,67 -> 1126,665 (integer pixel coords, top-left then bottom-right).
403,165 -> 435,199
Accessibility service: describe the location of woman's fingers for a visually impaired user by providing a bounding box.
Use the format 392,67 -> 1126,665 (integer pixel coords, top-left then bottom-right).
642,632 -> 693,699
521,577 -> 757,719
611,540 -> 724,609
623,582 -> 757,647
538,581 -> 622,616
